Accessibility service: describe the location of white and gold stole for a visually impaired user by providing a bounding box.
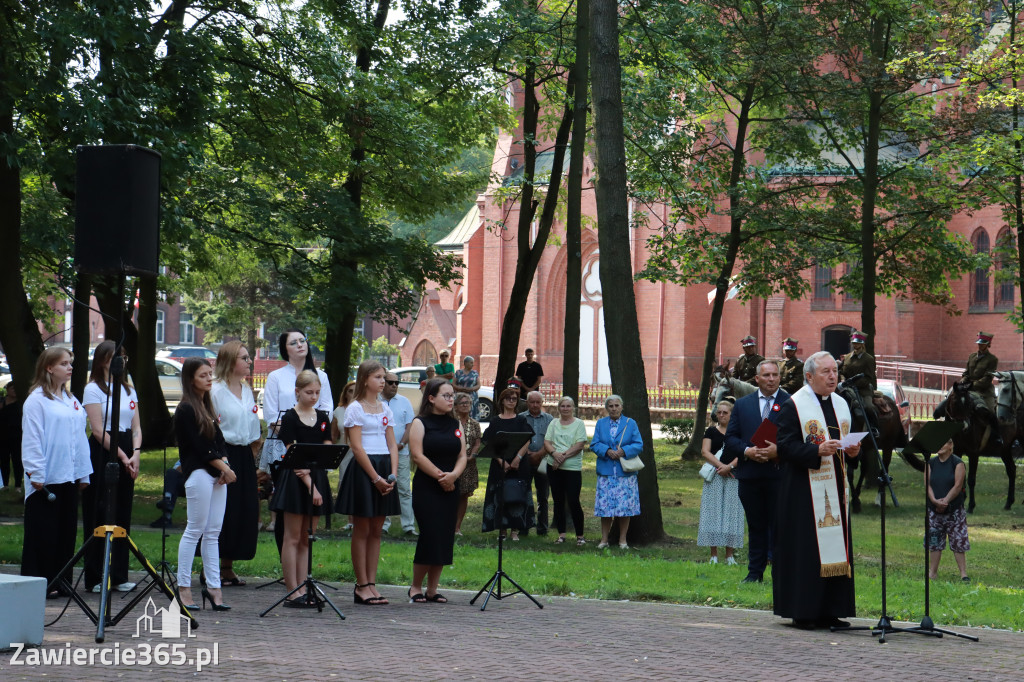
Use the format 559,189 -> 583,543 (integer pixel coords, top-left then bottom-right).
791,384 -> 853,578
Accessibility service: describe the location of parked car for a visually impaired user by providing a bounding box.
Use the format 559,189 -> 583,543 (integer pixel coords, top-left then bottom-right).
157,346 -> 218,364
155,358 -> 184,402
391,366 -> 494,421
876,378 -> 911,435
0,363 -> 11,391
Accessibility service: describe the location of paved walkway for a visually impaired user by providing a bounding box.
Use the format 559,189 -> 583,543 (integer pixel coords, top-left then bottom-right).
1,568 -> 1020,680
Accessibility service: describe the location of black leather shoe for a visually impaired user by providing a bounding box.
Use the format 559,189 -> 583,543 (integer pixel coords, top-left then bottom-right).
740,574 -> 762,584
792,619 -> 816,630
819,618 -> 850,629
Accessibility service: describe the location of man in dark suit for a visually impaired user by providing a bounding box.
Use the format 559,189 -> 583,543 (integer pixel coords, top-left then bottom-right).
722,360 -> 788,583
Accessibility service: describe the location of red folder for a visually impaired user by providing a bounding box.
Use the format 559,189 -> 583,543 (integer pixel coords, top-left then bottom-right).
751,419 -> 777,448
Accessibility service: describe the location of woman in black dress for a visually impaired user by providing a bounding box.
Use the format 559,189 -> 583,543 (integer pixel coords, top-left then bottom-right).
407,379 -> 466,603
481,387 -> 534,539
270,370 -> 333,607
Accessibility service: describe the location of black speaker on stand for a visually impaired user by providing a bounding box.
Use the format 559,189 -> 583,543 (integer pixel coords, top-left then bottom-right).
50,144 -> 184,643
74,144 -> 161,276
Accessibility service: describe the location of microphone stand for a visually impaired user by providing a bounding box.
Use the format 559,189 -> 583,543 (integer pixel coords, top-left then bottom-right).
833,382 -> 939,643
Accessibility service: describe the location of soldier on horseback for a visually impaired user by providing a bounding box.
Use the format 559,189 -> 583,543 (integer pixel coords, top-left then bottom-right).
838,330 -> 879,437
961,331 -> 1001,447
732,335 -> 764,386
779,338 -> 803,394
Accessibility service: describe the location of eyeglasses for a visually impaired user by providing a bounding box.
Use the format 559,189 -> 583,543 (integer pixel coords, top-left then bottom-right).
287,338 -> 307,347
504,396 -> 518,402
439,393 -> 455,399
385,380 -> 399,386
238,355 -> 251,362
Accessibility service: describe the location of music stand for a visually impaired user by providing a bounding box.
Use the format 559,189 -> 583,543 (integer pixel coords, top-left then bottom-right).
470,431 -> 543,611
902,421 -> 979,642
259,443 -> 347,620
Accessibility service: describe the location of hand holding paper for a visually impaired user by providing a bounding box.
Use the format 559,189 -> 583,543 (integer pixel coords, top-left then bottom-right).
839,431 -> 867,449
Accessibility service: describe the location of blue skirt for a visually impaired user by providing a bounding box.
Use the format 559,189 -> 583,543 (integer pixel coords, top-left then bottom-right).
594,474 -> 641,518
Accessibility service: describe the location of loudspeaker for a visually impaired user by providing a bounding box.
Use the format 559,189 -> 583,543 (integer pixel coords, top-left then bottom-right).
74,145 -> 161,276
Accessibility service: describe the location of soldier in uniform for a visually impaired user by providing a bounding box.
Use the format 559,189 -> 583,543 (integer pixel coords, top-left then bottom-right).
964,331 -> 1000,446
838,330 -> 878,434
779,338 -> 804,394
732,336 -> 764,386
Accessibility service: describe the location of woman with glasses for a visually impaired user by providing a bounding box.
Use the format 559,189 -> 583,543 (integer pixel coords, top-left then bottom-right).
543,396 -> 588,546
453,356 -> 480,419
210,341 -> 261,586
260,329 -> 333,547
697,400 -> 743,565
480,387 -> 534,541
590,395 -> 643,549
406,379 -> 466,603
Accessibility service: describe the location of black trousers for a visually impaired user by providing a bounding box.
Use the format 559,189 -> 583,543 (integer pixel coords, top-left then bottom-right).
81,432 -> 136,587
22,481 -> 79,586
531,467 -> 549,533
0,441 -> 23,488
737,477 -> 778,578
548,468 -> 584,536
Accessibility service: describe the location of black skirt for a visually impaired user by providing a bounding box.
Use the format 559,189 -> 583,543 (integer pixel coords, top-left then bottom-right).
335,454 -> 399,518
270,466 -> 333,516
219,443 -> 260,559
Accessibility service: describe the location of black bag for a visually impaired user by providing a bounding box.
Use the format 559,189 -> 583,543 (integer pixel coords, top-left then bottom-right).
502,477 -> 529,505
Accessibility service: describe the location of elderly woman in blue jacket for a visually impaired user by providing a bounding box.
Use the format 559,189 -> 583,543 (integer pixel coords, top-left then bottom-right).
590,394 -> 643,549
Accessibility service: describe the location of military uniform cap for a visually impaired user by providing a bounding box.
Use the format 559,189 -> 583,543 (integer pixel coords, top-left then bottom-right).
782,338 -> 799,351
741,335 -> 757,347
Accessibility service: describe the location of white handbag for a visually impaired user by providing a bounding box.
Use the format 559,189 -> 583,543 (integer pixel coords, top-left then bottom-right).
699,447 -> 724,483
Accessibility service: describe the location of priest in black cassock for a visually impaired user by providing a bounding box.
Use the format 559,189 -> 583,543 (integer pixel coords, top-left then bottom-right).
773,351 -> 862,630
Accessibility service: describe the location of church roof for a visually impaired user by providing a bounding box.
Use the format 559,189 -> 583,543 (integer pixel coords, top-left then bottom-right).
503,150 -> 571,187
435,204 -> 481,249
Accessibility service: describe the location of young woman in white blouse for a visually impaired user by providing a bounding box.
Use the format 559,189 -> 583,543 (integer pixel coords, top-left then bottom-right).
260,329 -> 332,543
81,340 -> 142,593
21,347 -> 92,598
335,360 -> 399,605
210,341 -> 261,586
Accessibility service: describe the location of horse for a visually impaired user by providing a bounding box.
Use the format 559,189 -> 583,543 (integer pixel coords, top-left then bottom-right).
936,378 -> 1017,512
711,361 -> 758,409
834,383 -> 913,512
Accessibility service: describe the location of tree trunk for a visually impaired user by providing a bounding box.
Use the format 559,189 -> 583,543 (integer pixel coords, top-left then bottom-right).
71,272 -> 93,400
0,106 -> 44,400
859,19 -> 886,358
493,73 -> 575,389
325,0 -> 390,392
684,84 -> 755,459
562,0 -> 589,407
590,0 -> 663,544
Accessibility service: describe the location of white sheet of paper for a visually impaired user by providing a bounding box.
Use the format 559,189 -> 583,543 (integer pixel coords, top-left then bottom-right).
840,432 -> 868,449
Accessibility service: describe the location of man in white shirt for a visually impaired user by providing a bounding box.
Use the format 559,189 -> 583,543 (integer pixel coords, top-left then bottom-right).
382,371 -> 417,535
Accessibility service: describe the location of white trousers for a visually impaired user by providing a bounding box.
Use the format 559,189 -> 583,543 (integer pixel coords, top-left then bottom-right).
396,451 -> 414,531
177,469 -> 227,589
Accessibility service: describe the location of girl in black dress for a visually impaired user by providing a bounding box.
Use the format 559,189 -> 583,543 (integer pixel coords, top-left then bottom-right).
270,370 -> 333,606
407,379 -> 466,603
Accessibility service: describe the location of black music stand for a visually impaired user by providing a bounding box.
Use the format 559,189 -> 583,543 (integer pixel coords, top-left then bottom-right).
831,389 -> 940,643
902,421 -> 979,641
470,431 -> 542,611
259,443 -> 347,620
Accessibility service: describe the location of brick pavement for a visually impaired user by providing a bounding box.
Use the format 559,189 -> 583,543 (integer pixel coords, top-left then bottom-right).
1,568 -> 1021,681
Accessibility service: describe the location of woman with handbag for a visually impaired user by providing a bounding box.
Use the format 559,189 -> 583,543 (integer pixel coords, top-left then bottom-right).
480,387 -> 534,540
543,396 -> 588,546
452,393 -> 482,535
589,395 -> 643,549
175,358 -> 235,611
697,400 -> 743,564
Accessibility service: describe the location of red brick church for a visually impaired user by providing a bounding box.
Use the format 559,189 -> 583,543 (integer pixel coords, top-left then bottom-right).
401,88 -> 1023,385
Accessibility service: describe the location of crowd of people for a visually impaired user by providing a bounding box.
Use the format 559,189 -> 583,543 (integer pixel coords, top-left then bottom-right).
6,334 -> 973,629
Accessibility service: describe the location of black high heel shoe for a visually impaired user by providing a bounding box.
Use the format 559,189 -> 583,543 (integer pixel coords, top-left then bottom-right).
176,587 -> 198,610
354,583 -> 387,605
201,588 -> 231,611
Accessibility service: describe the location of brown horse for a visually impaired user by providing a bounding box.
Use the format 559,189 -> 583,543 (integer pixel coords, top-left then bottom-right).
936,379 -> 1017,512
835,383 -> 915,513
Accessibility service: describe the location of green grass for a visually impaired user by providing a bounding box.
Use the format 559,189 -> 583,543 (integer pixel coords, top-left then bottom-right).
2,443 -> 1022,630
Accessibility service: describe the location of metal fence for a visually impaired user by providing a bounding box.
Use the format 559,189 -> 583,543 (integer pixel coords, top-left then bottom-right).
540,383 -> 700,410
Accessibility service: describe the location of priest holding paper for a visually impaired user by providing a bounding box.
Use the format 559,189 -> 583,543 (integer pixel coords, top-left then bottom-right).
722,360 -> 788,584
773,351 -> 862,630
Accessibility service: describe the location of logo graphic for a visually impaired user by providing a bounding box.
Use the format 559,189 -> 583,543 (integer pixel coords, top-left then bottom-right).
134,598 -> 195,639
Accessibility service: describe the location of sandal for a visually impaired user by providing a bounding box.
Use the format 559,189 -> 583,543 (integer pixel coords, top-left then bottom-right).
554,536 -> 565,544
425,592 -> 448,603
221,576 -> 247,587
408,587 -> 427,603
576,537 -> 587,546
